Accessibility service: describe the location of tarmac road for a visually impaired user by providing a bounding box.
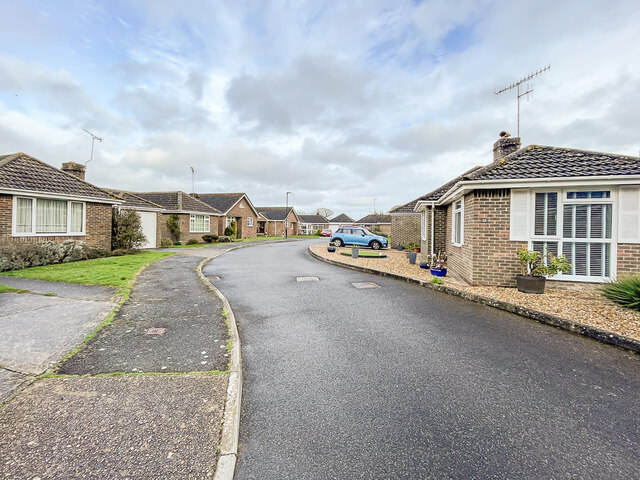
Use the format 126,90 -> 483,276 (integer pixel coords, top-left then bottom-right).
204,239 -> 640,480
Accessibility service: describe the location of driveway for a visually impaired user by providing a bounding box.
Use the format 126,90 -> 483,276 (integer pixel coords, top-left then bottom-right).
204,239 -> 640,479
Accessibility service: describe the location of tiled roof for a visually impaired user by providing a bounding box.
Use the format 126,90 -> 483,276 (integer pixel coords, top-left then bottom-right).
356,214 -> 391,224
329,213 -> 354,223
0,152 -> 116,202
257,207 -> 294,221
196,193 -> 247,214
467,145 -> 640,181
299,214 -> 328,224
103,189 -> 163,209
135,191 -> 222,214
390,166 -> 482,213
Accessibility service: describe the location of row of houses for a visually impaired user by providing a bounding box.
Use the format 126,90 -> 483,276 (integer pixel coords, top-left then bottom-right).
390,134 -> 640,286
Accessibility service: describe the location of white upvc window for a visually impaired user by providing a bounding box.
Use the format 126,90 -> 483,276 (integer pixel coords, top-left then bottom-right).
247,216 -> 253,227
190,214 -> 210,233
13,196 -> 85,236
452,199 -> 464,246
530,188 -> 615,282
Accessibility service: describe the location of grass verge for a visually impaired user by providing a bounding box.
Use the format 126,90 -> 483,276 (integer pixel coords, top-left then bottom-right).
0,283 -> 28,294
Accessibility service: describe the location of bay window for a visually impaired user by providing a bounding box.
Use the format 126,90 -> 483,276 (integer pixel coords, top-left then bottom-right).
14,196 -> 85,235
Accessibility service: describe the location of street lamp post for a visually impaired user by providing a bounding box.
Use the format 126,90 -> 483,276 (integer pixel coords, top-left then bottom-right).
285,191 -> 292,238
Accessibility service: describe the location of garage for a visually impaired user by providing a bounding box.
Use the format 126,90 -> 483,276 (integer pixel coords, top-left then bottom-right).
137,211 -> 157,249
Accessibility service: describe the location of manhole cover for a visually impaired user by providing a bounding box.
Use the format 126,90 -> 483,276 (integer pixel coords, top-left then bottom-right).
351,282 -> 380,289
296,277 -> 319,282
145,328 -> 166,335
208,276 -> 221,281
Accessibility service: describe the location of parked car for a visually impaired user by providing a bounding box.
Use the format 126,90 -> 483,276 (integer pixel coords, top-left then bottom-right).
319,229 -> 332,237
330,226 -> 388,250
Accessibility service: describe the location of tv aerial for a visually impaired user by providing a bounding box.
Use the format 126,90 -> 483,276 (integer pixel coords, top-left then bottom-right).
82,128 -> 103,165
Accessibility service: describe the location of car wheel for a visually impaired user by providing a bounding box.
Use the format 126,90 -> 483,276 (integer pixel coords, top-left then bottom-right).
370,241 -> 381,250
333,238 -> 343,247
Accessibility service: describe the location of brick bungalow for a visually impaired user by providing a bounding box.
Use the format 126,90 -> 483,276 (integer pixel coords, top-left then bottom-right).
195,193 -> 260,239
257,207 -> 300,236
0,153 -> 120,250
298,214 -> 329,235
104,189 -> 164,249
135,191 -> 222,244
413,135 -> 640,286
328,213 -> 355,233
355,213 -> 392,236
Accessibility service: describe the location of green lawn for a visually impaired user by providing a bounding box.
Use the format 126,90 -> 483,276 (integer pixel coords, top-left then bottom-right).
1,251 -> 173,288
0,283 -> 28,294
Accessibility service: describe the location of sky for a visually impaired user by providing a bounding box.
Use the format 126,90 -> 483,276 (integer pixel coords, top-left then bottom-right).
0,0 -> 639,220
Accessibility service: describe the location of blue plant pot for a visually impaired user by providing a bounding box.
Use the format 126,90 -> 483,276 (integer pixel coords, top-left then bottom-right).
327,247 -> 336,252
430,267 -> 447,277
419,264 -> 429,269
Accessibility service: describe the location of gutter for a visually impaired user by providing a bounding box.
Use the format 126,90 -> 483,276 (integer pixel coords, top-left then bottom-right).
0,188 -> 124,205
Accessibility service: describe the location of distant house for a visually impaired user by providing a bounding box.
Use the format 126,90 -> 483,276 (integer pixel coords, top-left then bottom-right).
328,213 -> 355,233
298,214 -> 329,235
135,191 -> 222,243
104,189 -> 164,249
355,213 -> 391,236
0,153 -> 120,250
411,135 -> 640,286
257,207 -> 300,236
195,193 -> 260,239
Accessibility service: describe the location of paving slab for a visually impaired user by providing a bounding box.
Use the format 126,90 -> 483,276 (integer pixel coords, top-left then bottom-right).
0,293 -> 117,375
57,255 -> 228,375
0,276 -> 116,301
0,375 -> 226,479
0,369 -> 31,405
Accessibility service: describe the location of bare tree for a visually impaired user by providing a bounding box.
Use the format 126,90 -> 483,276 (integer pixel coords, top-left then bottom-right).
315,208 -> 333,219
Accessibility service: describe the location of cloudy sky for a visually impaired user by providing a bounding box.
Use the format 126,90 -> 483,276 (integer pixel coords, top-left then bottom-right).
0,1 -> 638,219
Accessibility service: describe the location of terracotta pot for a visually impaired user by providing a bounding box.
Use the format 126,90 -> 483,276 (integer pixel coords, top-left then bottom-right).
413,247 -> 421,253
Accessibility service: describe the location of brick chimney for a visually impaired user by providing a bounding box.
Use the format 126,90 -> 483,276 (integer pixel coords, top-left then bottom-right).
61,162 -> 86,181
493,132 -> 521,162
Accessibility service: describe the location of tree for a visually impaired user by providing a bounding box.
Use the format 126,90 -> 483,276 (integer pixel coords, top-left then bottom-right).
166,214 -> 181,242
315,208 -> 333,219
112,209 -> 147,250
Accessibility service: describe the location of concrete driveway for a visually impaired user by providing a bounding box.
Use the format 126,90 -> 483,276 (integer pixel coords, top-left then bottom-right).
0,277 -> 116,402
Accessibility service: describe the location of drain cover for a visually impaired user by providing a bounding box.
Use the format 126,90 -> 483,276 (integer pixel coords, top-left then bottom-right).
351,282 -> 380,289
297,276 -> 319,282
145,328 -> 166,335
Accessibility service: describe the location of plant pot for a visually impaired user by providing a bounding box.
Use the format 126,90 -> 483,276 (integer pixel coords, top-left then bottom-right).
419,263 -> 429,269
397,245 -> 405,251
516,274 -> 546,294
408,252 -> 417,264
413,247 -> 421,253
351,248 -> 359,258
327,247 -> 336,252
430,267 -> 447,277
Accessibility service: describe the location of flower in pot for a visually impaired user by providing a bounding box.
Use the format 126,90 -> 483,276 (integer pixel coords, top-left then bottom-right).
516,248 -> 571,294
418,254 -> 430,269
430,252 -> 448,277
327,241 -> 336,253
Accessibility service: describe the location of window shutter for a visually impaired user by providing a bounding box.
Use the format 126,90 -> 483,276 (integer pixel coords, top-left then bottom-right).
510,189 -> 530,241
619,187 -> 640,243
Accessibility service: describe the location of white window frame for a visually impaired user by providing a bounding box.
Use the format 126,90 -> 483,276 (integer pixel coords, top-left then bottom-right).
452,199 -> 464,246
528,187 -> 617,282
247,216 -> 253,227
12,195 -> 86,237
189,214 -> 210,233
421,210 -> 427,241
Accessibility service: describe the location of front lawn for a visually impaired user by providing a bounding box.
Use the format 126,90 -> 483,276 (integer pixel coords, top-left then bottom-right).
1,251 -> 173,288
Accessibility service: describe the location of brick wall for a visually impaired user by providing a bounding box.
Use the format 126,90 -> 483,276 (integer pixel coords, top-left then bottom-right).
617,243 -> 640,277
0,194 -> 112,250
445,194 -> 475,285
159,213 -> 219,244
391,213 -> 420,248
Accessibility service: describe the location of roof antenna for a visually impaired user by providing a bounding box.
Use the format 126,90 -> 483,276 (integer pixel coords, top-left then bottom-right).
82,128 -> 103,166
494,65 -> 550,137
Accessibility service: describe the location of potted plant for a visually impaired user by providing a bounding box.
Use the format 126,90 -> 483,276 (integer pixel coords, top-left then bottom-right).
430,252 -> 448,277
327,241 -> 336,253
419,253 -> 432,269
397,244 -> 405,251
516,249 -> 571,294
351,245 -> 359,258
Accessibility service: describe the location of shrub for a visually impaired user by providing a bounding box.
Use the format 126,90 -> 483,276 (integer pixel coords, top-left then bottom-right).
166,214 -> 181,242
186,238 -> 199,245
316,229 -> 322,236
202,234 -> 218,243
217,235 -> 234,243
112,209 -> 147,250
0,240 -> 88,272
173,241 -> 182,246
110,248 -> 140,257
160,238 -> 173,248
224,220 -> 237,237
601,277 -> 640,311
517,249 -> 571,277
431,277 -> 443,284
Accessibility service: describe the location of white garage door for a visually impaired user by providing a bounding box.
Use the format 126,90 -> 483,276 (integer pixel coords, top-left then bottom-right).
138,211 -> 157,249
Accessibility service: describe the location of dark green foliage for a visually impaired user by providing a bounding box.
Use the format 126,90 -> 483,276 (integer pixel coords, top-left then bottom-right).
160,238 -> 173,248
0,240 -> 88,272
202,234 -> 218,243
173,241 -> 182,246
166,214 -> 181,242
186,238 -> 199,245
217,235 -> 234,243
112,209 -> 147,250
316,229 -> 322,236
224,220 -> 237,237
600,277 -> 640,311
